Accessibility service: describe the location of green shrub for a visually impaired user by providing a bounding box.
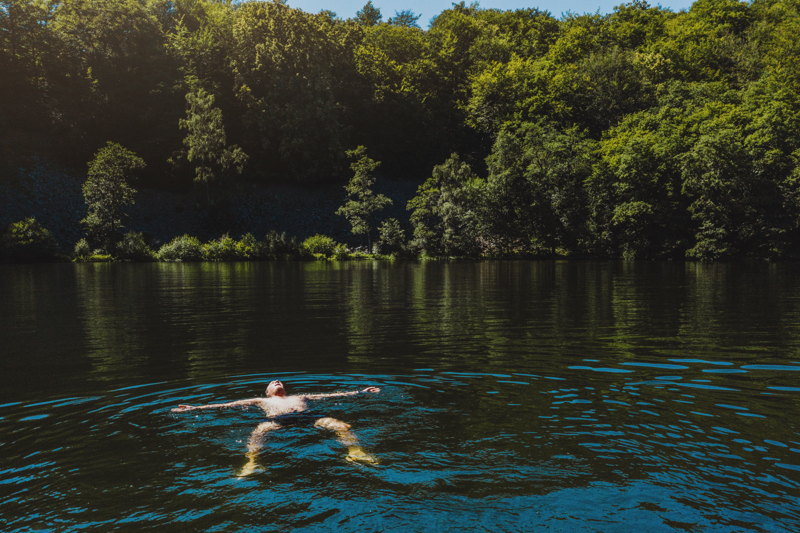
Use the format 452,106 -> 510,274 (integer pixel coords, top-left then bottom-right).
303,234 -> 338,256
86,254 -> 114,262
235,233 -> 264,260
0,218 -> 60,262
203,233 -> 241,261
375,218 -> 406,255
115,232 -> 156,261
73,238 -> 92,260
157,235 -> 204,262
333,243 -> 351,260
264,230 -> 308,258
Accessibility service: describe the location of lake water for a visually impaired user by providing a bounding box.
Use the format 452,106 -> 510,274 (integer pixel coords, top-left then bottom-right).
1,261 -> 799,531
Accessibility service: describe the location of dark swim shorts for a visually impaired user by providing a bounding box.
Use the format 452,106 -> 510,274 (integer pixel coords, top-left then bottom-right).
270,412 -> 325,427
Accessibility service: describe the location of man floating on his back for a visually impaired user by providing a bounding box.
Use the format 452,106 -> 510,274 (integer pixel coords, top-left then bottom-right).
172,380 -> 380,476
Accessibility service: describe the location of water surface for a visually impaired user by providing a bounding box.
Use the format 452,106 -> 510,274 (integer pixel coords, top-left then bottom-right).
1,261 -> 799,531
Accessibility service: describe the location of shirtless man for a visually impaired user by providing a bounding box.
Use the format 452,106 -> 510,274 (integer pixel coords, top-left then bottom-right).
172,380 -> 380,476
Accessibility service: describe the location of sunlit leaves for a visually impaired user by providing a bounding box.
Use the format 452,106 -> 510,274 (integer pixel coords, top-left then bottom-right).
177,88 -> 247,203
336,146 -> 392,250
408,154 -> 485,256
81,142 -> 145,252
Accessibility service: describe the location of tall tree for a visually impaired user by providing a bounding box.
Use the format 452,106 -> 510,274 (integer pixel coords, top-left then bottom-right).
407,153 -> 485,256
356,1 -> 382,26
231,2 -> 366,180
81,142 -> 145,252
49,0 -> 180,165
389,9 -> 421,28
178,88 -> 247,203
336,146 -> 392,250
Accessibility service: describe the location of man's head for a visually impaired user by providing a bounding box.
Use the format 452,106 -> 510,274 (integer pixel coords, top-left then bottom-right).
266,380 -> 287,397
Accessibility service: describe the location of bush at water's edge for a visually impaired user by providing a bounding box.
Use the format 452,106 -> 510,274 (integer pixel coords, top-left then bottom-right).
1,218 -> 69,263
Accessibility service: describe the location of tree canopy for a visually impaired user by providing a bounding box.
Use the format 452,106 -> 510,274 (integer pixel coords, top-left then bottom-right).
5,0 -> 800,259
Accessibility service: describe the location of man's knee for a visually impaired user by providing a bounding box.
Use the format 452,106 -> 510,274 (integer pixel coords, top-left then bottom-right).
253,421 -> 281,437
315,417 -> 351,431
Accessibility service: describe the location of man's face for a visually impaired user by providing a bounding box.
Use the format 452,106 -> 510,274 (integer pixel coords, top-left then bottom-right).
266,380 -> 286,397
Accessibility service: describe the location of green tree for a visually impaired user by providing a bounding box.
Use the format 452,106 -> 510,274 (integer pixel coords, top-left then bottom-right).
407,153 -> 485,256
485,122 -> 596,255
164,0 -> 237,96
81,142 -> 146,252
336,146 -> 392,250
608,0 -> 669,50
231,2 -> 366,180
49,0 -> 180,165
0,0 -> 54,138
589,96 -> 693,259
389,10 -> 421,28
375,218 -> 406,255
0,218 -> 59,262
178,88 -> 248,203
355,1 -> 382,26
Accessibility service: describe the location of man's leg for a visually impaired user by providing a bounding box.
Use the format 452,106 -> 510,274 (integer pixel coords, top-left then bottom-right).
314,417 -> 377,464
239,421 -> 281,477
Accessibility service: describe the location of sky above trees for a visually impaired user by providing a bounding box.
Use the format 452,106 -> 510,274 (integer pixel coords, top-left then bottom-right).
286,0 -> 696,26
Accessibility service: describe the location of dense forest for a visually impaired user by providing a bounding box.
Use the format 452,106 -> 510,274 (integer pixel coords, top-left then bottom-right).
3,0 -> 800,260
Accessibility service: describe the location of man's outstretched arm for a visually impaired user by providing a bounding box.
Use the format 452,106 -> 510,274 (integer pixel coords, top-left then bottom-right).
300,387 -> 380,400
171,398 -> 263,412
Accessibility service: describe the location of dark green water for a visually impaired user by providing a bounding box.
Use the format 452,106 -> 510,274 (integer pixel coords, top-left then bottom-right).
1,261 -> 799,532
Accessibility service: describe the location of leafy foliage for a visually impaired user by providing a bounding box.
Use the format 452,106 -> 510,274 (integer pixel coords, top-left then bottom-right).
7,0 -> 800,259
302,234 -> 339,256
178,88 -> 248,203
389,10 -> 422,28
202,233 -> 240,261
264,230 -> 308,259
73,238 -> 92,259
157,234 -> 204,262
0,218 -> 60,262
115,231 -> 156,261
81,142 -> 146,253
375,218 -> 406,255
336,147 -> 392,250
407,154 -> 484,256
356,1 -> 382,27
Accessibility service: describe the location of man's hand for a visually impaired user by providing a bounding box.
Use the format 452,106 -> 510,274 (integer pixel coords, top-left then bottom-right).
361,387 -> 380,393
172,404 -> 196,412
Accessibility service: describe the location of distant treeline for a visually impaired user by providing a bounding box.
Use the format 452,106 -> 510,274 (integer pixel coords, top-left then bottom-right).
3,0 -> 800,259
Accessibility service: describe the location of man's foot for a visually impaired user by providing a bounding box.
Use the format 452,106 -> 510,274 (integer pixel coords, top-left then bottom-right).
347,446 -> 378,464
238,460 -> 260,478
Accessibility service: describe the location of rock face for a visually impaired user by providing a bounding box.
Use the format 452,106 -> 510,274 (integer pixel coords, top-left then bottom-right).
1,164 -> 419,252
0,165 -> 86,252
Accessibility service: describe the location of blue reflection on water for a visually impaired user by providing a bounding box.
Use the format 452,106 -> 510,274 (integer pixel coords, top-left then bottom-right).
3,371 -> 800,531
